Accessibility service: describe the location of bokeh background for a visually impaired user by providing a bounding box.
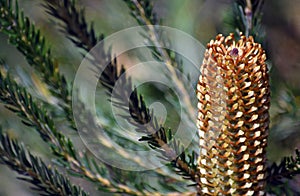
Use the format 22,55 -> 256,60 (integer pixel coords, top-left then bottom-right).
0,0 -> 299,195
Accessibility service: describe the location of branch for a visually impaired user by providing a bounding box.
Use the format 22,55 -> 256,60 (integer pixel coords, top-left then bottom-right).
139,127 -> 198,183
122,0 -> 196,119
44,0 -> 198,185
123,0 -> 158,26
0,70 -> 146,195
0,0 -> 74,128
0,132 -> 88,196
43,0 -> 103,53
0,1 -> 186,192
101,59 -> 198,185
0,71 -> 67,150
43,1 -> 177,181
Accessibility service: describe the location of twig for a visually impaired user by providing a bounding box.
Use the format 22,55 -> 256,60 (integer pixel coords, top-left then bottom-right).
126,0 -> 196,120
0,71 -> 147,195
44,0 -> 198,185
0,0 -> 74,128
0,133 -> 89,196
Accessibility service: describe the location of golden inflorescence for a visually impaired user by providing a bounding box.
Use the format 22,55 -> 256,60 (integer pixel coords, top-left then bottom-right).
196,33 -> 270,195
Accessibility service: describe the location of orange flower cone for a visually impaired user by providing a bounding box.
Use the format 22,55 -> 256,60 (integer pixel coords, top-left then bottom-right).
196,33 -> 270,195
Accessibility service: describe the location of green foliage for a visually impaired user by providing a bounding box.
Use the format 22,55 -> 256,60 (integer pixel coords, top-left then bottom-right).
0,0 -> 74,128
44,0 -> 103,52
0,0 -> 198,195
223,0 -> 265,43
0,69 -> 76,159
123,0 -> 158,26
0,0 -> 69,99
122,0 -> 196,125
0,62 -> 148,195
0,132 -> 88,196
139,127 -> 197,183
45,0 -> 198,186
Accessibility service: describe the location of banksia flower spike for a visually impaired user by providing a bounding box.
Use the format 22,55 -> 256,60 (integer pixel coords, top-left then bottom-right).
196,33 -> 270,195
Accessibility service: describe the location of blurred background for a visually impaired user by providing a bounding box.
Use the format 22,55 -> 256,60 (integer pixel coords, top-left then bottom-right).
0,0 -> 299,195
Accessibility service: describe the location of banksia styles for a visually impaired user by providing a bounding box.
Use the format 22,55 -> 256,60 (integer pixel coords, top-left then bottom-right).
196,33 -> 270,195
